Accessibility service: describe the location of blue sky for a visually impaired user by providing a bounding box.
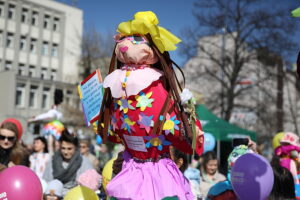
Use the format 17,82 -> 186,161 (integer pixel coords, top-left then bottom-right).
58,0 -> 300,66
58,0 -> 198,66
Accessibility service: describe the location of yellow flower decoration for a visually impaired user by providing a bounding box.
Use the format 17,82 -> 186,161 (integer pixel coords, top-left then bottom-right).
135,92 -> 154,111
117,11 -> 181,53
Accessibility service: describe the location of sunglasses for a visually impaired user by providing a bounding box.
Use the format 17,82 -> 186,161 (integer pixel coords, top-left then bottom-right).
115,35 -> 149,45
0,135 -> 16,142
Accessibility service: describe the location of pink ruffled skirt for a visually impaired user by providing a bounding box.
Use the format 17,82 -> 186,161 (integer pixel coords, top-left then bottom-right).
107,154 -> 194,200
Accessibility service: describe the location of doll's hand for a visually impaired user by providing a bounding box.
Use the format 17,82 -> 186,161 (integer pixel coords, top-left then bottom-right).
196,126 -> 204,144
27,117 -> 36,123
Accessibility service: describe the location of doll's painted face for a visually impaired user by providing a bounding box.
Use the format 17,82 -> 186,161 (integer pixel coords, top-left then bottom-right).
115,34 -> 158,65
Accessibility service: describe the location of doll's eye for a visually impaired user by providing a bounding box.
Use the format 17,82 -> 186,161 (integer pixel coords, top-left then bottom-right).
131,35 -> 148,45
133,36 -> 144,42
232,152 -> 238,157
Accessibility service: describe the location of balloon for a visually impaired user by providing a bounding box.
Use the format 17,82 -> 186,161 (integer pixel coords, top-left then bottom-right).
102,157 -> 116,192
96,135 -> 102,145
0,166 -> 42,200
64,185 -> 99,200
272,132 -> 285,149
42,120 -> 64,140
231,153 -> 274,200
203,133 -> 216,153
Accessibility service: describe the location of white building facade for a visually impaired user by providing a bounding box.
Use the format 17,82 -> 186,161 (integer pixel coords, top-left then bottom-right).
0,0 -> 83,136
183,34 -> 300,136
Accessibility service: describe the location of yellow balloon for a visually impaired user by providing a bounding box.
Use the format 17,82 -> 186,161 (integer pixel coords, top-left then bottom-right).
64,186 -> 99,200
102,157 -> 116,192
272,132 -> 285,149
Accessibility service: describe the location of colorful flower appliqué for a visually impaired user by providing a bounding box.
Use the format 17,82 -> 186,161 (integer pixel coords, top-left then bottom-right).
162,113 -> 180,135
144,134 -> 171,151
117,98 -> 135,113
121,114 -> 136,134
138,113 -> 154,133
135,92 -> 154,111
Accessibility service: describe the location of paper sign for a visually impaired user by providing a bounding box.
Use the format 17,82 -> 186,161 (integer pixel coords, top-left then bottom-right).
123,134 -> 148,152
78,69 -> 103,126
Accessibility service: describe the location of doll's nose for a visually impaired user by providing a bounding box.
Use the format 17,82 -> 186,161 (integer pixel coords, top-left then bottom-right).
120,46 -> 128,53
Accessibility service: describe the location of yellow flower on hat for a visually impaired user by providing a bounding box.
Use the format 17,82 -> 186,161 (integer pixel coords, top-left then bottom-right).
117,11 -> 181,53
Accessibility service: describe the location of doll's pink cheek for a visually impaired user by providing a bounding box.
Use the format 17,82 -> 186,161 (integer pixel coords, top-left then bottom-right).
120,46 -> 128,53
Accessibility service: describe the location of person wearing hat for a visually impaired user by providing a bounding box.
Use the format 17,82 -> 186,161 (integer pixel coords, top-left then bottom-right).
206,145 -> 254,200
0,118 -> 30,167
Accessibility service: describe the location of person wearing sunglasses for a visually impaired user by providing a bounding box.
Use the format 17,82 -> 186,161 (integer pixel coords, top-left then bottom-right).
0,118 -> 30,167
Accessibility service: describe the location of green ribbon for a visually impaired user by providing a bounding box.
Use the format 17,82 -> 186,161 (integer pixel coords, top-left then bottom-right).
291,7 -> 300,17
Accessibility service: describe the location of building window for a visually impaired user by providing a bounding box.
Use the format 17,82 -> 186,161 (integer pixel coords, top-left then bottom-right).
20,36 -> 27,50
50,69 -> 57,80
21,8 -> 28,23
41,67 -> 47,79
44,15 -> 50,29
53,17 -> 59,31
18,63 -> 25,75
31,11 -> 38,26
29,85 -> 38,108
51,44 -> 58,57
16,83 -> 25,107
5,61 -> 12,70
6,32 -> 14,48
66,90 -> 73,106
30,38 -> 37,53
29,65 -> 35,77
0,2 -> 4,17
42,41 -> 49,56
8,4 -> 15,20
42,87 -> 50,109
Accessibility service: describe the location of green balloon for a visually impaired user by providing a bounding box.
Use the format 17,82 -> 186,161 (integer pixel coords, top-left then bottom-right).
291,7 -> 300,17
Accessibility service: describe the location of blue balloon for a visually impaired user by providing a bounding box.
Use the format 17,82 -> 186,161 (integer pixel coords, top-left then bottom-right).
96,135 -> 102,145
204,133 -> 216,153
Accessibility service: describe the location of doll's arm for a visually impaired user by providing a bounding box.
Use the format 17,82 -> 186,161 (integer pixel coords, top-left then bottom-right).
165,119 -> 204,155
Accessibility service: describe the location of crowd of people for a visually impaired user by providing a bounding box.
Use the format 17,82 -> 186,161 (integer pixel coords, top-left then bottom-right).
1,117 -> 299,200
1,10 -> 299,200
0,118 -> 115,199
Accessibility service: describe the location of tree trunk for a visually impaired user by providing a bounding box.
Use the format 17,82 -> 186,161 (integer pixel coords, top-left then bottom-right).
276,57 -> 284,132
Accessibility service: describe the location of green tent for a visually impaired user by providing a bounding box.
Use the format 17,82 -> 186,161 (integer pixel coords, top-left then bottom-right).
196,104 -> 256,142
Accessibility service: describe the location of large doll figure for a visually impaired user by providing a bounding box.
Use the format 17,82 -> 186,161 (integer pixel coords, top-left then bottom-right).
98,11 -> 204,200
275,132 -> 300,184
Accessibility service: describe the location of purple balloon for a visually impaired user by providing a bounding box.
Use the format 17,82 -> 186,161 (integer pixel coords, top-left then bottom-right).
0,166 -> 42,200
231,153 -> 274,200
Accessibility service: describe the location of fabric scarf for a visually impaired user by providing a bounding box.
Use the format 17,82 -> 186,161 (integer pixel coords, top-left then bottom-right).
52,150 -> 82,184
0,147 -> 11,166
0,147 -> 12,166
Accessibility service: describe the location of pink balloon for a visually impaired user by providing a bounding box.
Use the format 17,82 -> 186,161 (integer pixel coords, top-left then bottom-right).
0,166 -> 42,200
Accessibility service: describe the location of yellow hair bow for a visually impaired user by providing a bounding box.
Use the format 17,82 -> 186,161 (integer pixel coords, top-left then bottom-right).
117,11 -> 181,53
